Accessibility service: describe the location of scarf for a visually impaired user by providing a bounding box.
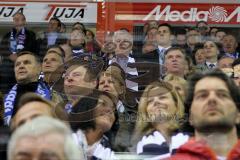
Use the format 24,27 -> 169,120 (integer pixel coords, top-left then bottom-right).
10,28 -> 26,54
4,81 -> 51,125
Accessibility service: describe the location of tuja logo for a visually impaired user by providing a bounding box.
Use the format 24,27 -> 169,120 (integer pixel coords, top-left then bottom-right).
143,5 -> 240,23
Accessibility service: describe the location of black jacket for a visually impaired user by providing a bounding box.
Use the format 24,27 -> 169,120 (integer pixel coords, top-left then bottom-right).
0,28 -> 37,93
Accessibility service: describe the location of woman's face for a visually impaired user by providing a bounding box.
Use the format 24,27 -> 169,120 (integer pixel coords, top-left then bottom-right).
98,74 -> 121,98
195,48 -> 206,64
95,95 -> 115,132
146,87 -> 177,121
204,41 -> 218,59
70,30 -> 85,47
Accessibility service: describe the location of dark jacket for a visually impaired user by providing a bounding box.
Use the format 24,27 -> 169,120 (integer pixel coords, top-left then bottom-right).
0,28 -> 37,93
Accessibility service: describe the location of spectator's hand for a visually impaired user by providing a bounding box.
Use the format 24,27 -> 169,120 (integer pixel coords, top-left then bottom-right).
9,54 -> 17,62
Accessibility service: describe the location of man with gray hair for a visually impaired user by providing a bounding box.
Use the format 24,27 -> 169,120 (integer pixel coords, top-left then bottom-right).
8,116 -> 85,160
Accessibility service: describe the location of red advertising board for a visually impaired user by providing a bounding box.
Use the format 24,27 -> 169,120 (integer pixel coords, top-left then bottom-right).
115,3 -> 240,24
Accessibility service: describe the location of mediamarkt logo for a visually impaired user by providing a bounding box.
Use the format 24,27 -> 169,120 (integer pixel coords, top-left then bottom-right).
143,5 -> 240,22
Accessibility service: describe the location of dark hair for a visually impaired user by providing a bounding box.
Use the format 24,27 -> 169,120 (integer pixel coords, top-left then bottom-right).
158,23 -> 173,34
72,22 -> 86,33
50,17 -> 61,27
185,69 -> 240,112
17,51 -> 41,64
69,91 -> 118,132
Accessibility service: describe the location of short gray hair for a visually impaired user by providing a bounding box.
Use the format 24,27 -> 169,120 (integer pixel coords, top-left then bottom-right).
8,116 -> 85,160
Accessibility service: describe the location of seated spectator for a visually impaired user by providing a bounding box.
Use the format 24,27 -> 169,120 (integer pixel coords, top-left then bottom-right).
133,81 -> 188,159
109,30 -> 138,91
37,17 -> 65,58
85,29 -> 101,55
10,93 -> 67,131
222,34 -> 239,59
61,57 -> 104,113
164,47 -> 186,78
209,27 -> 218,41
171,70 -> 240,160
69,28 -> 88,57
174,28 -> 187,49
98,63 -> 136,151
8,116 -> 84,160
42,45 -> 65,86
196,41 -> 219,72
4,51 -> 51,126
192,43 -> 205,65
196,21 -> 210,41
186,28 -> 201,54
70,91 -> 118,159
0,12 -> 37,93
215,30 -> 226,43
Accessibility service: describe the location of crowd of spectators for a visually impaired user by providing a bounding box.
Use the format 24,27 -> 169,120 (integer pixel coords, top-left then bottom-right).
1,11 -> 240,160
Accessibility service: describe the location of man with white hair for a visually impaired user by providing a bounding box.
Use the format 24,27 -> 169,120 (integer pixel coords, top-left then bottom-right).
109,29 -> 138,91
8,116 -> 85,160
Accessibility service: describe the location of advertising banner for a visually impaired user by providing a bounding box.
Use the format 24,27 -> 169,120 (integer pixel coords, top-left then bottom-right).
0,2 -> 97,23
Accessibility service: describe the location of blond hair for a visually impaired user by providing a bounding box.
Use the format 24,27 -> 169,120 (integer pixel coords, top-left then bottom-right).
134,80 -> 185,137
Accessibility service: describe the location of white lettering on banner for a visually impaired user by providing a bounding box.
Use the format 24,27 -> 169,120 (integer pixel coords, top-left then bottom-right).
143,5 -> 240,23
0,6 -> 24,18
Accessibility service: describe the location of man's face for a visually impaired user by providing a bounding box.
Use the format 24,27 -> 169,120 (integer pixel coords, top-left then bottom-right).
187,30 -> 201,46
164,49 -> 185,75
203,41 -> 218,59
12,101 -> 52,130
190,77 -> 240,131
64,65 -> 96,95
70,30 -> 85,47
197,22 -> 210,36
48,19 -> 60,33
215,31 -> 226,43
14,54 -> 40,84
146,28 -> 158,41
113,31 -> 133,56
42,52 -> 63,74
222,35 -> 238,54
13,132 -> 66,160
13,13 -> 26,29
176,34 -> 186,46
157,26 -> 171,46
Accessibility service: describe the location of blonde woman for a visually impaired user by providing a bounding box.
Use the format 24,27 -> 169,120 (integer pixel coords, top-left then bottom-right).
134,81 -> 189,159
